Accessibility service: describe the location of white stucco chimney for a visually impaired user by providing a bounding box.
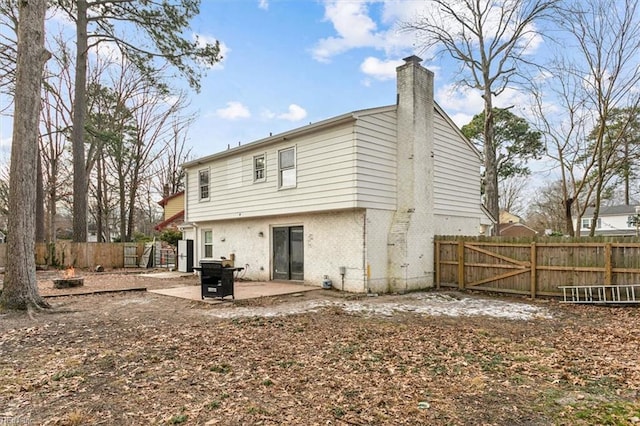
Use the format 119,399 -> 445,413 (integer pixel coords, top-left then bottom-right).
387,55 -> 436,291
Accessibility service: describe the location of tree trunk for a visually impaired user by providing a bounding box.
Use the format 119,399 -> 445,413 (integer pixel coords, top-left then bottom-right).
564,197 -> 574,237
126,160 -> 142,241
96,151 -> 105,242
483,89 -> 499,235
35,152 -> 45,242
119,174 -> 127,242
0,0 -> 50,310
47,160 -> 57,243
624,140 -> 630,205
71,0 -> 88,242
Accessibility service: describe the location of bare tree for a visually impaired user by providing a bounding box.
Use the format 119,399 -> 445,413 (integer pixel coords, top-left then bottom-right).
52,0 -> 221,243
404,0 -> 558,233
86,57 -> 191,241
122,88 -> 189,241
39,33 -> 76,243
152,116 -> 194,197
533,0 -> 640,236
499,176 -> 528,216
612,108 -> 640,205
0,0 -> 18,98
525,180 -> 567,235
0,0 -> 50,310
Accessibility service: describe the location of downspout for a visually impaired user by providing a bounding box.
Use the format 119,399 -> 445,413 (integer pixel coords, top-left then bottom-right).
363,209 -> 369,294
192,222 -> 199,271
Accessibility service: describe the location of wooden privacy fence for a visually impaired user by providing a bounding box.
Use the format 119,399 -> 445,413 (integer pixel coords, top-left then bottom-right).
435,236 -> 640,298
0,242 -> 145,269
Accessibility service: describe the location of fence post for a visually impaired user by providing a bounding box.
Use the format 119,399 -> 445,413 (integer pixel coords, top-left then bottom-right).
530,242 -> 537,299
435,240 -> 441,289
605,243 -> 612,285
457,240 -> 465,290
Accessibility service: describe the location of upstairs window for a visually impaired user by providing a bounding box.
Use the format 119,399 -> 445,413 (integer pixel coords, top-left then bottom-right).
278,147 -> 296,188
254,154 -> 265,182
199,169 -> 209,200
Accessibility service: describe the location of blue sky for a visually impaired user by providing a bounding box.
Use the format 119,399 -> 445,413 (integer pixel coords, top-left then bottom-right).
0,0 -> 533,162
181,0 -> 491,158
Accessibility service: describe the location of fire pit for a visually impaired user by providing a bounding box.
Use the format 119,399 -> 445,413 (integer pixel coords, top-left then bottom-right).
52,266 -> 84,289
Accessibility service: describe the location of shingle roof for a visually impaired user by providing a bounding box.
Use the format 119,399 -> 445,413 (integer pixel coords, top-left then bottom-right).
584,204 -> 640,216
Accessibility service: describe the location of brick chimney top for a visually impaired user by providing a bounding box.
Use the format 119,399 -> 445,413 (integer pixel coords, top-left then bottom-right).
403,55 -> 423,64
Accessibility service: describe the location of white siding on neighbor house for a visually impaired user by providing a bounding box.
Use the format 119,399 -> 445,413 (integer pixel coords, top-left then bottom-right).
432,109 -> 482,219
574,213 -> 637,235
354,110 -> 397,210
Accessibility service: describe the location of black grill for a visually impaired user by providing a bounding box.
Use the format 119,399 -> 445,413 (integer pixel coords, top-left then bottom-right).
196,260 -> 243,300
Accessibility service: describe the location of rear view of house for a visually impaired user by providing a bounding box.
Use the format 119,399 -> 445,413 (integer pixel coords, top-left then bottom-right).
180,56 -> 487,293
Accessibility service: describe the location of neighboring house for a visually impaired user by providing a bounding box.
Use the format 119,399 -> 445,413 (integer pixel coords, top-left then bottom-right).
181,56 -> 487,293
155,191 -> 185,232
575,205 -> 640,237
497,210 -> 537,237
498,222 -> 538,237
500,210 -> 523,225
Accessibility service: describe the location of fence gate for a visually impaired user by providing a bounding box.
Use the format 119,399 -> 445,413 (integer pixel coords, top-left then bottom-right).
124,243 -> 138,268
437,241 -> 534,296
436,237 -> 640,299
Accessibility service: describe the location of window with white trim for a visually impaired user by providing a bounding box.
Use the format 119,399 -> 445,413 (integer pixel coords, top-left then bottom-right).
199,169 -> 209,200
278,147 -> 296,188
203,230 -> 213,258
581,218 -> 601,229
254,154 -> 265,182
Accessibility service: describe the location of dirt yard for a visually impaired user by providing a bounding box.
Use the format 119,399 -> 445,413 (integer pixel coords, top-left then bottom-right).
1,270 -> 639,425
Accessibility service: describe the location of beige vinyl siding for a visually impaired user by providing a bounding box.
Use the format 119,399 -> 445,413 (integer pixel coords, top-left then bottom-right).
164,195 -> 184,220
432,110 -> 482,218
186,122 -> 361,222
353,110 -> 397,210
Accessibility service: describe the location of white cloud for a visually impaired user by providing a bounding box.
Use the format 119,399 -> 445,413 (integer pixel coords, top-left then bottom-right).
311,0 -> 414,63
194,34 -> 230,70
360,57 -> 404,80
436,83 -> 542,128
278,104 -> 307,121
261,109 -> 276,120
449,112 -> 475,128
261,104 -> 308,121
436,84 -> 484,117
312,0 -> 544,65
380,0 -> 426,23
89,40 -> 123,62
258,0 -> 268,10
215,102 -> 251,120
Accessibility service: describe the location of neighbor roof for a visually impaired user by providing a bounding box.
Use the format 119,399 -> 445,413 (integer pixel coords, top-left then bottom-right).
584,205 -> 640,216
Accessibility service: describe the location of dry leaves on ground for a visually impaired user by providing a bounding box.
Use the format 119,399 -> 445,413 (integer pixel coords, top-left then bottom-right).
0,271 -> 639,425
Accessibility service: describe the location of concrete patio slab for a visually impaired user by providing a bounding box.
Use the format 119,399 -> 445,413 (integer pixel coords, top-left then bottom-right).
138,271 -> 194,279
149,280 -> 317,303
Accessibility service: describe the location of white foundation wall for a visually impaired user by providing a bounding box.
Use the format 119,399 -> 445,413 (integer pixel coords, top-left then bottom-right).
182,209 -> 369,292
364,209 -> 394,294
434,214 -> 483,236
